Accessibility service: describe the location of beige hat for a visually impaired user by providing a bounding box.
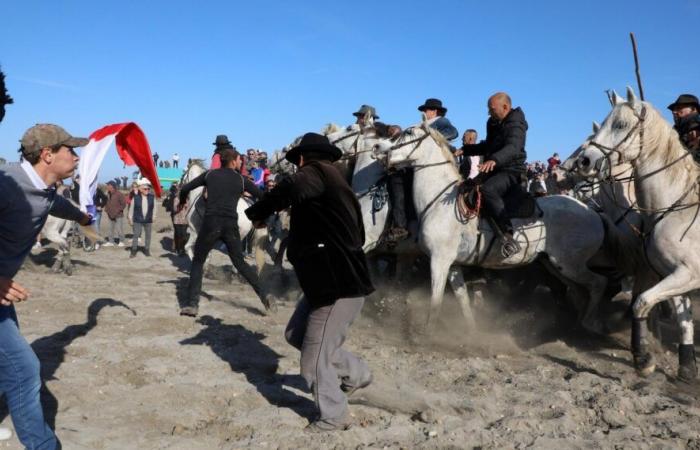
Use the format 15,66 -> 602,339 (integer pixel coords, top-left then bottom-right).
20,124 -> 88,158
137,178 -> 152,187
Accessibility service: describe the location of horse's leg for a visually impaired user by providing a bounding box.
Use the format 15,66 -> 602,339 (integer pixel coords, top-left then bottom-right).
672,295 -> 696,381
447,266 -> 476,330
62,247 -> 73,276
426,257 -> 451,331
631,268 -> 697,377
552,260 -> 607,333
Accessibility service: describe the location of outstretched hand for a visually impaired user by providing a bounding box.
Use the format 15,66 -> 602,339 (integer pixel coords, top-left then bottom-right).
0,277 -> 29,306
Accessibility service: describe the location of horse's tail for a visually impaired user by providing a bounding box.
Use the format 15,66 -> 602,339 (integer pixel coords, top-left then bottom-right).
598,212 -> 643,276
252,227 -> 268,274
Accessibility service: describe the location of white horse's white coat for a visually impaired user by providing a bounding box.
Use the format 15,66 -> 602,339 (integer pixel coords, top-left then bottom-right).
375,124 -> 609,330
576,88 -> 699,378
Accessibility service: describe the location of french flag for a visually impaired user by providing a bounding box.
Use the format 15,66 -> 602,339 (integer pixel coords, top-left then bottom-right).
78,122 -> 162,212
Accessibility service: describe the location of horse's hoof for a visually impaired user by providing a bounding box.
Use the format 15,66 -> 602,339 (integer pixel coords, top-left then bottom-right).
677,364 -> 698,383
634,353 -> 656,377
64,266 -> 73,276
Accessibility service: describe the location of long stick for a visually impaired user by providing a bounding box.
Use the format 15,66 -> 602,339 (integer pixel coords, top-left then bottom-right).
630,32 -> 645,101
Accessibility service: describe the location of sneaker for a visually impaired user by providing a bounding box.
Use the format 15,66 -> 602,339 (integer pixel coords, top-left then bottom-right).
102,242 -> 114,247
0,426 -> 11,441
304,419 -> 351,433
304,419 -> 352,433
341,372 -> 373,396
117,242 -> 125,247
179,306 -> 198,317
129,250 -> 137,258
143,249 -> 151,257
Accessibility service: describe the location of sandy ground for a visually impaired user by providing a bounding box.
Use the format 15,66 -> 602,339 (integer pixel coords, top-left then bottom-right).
2,207 -> 699,449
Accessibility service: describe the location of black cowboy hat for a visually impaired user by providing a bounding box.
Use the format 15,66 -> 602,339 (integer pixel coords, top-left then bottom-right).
212,134 -> 233,146
285,132 -> 342,166
352,104 -> 379,119
417,98 -> 447,114
667,94 -> 700,111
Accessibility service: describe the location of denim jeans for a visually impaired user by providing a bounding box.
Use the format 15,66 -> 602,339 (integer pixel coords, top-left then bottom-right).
186,215 -> 262,307
0,306 -> 59,449
94,211 -> 102,235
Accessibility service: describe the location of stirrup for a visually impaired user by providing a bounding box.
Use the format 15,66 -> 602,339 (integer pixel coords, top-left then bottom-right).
501,236 -> 521,258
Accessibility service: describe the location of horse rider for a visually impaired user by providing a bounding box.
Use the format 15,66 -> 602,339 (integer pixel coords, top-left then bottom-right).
353,104 -> 379,129
387,98 -> 459,242
460,92 -> 528,258
668,94 -> 700,158
210,134 -> 235,170
178,148 -> 275,317
245,133 -> 374,432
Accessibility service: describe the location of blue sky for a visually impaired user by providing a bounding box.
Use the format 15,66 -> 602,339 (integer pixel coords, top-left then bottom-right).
1,0 -> 699,181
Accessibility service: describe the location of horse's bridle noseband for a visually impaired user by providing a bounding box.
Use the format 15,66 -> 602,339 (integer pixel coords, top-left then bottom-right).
587,104 -> 647,178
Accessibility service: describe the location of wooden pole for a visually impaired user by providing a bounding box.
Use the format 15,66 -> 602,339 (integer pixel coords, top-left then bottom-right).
630,32 -> 645,101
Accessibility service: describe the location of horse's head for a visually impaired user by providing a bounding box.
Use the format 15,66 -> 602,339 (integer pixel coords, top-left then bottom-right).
577,87 -> 648,179
182,159 -> 205,184
327,124 -> 362,158
551,121 -> 601,186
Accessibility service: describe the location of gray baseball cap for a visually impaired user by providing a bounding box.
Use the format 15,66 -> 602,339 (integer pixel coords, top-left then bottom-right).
20,124 -> 89,158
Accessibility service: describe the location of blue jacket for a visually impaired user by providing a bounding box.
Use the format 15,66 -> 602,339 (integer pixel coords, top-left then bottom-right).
429,116 -> 458,141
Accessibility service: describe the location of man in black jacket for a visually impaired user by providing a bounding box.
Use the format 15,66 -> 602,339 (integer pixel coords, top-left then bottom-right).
460,92 -> 528,257
668,94 -> 700,160
245,133 -> 374,432
178,148 -> 273,316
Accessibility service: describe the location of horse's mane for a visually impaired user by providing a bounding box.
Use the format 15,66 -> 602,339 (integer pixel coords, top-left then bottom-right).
422,125 -> 460,175
639,103 -> 700,182
322,123 -> 342,135
188,158 -> 205,170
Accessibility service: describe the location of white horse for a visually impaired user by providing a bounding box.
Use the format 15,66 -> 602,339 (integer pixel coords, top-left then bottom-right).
181,160 -> 266,273
373,123 -> 610,332
327,124 -> 392,252
576,87 -> 698,381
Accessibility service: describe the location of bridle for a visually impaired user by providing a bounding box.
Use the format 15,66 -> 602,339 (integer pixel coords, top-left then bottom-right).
587,103 -> 647,178
584,103 -> 700,241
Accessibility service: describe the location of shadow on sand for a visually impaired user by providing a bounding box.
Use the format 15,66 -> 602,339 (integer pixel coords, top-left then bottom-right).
0,298 -> 134,430
180,316 -> 314,419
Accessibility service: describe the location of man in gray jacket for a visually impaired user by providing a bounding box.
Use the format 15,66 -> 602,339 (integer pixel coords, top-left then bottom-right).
0,124 -> 92,449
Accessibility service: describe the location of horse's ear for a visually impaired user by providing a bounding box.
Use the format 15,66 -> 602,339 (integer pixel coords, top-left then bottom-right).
626,86 -> 637,104
611,90 -> 623,106
592,121 -> 601,133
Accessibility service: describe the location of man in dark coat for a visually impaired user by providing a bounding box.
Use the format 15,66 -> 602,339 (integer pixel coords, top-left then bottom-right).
460,92 -> 527,258
668,94 -> 700,160
245,133 -> 374,432
387,98 -> 458,242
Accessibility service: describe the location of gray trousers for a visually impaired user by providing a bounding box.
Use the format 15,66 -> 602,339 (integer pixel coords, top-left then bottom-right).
108,217 -> 125,243
285,296 -> 369,424
131,222 -> 152,251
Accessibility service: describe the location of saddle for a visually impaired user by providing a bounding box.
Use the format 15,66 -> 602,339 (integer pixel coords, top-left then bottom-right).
458,177 -> 538,220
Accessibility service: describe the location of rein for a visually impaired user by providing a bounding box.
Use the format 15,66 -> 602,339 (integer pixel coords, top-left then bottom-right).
586,103 -> 700,240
